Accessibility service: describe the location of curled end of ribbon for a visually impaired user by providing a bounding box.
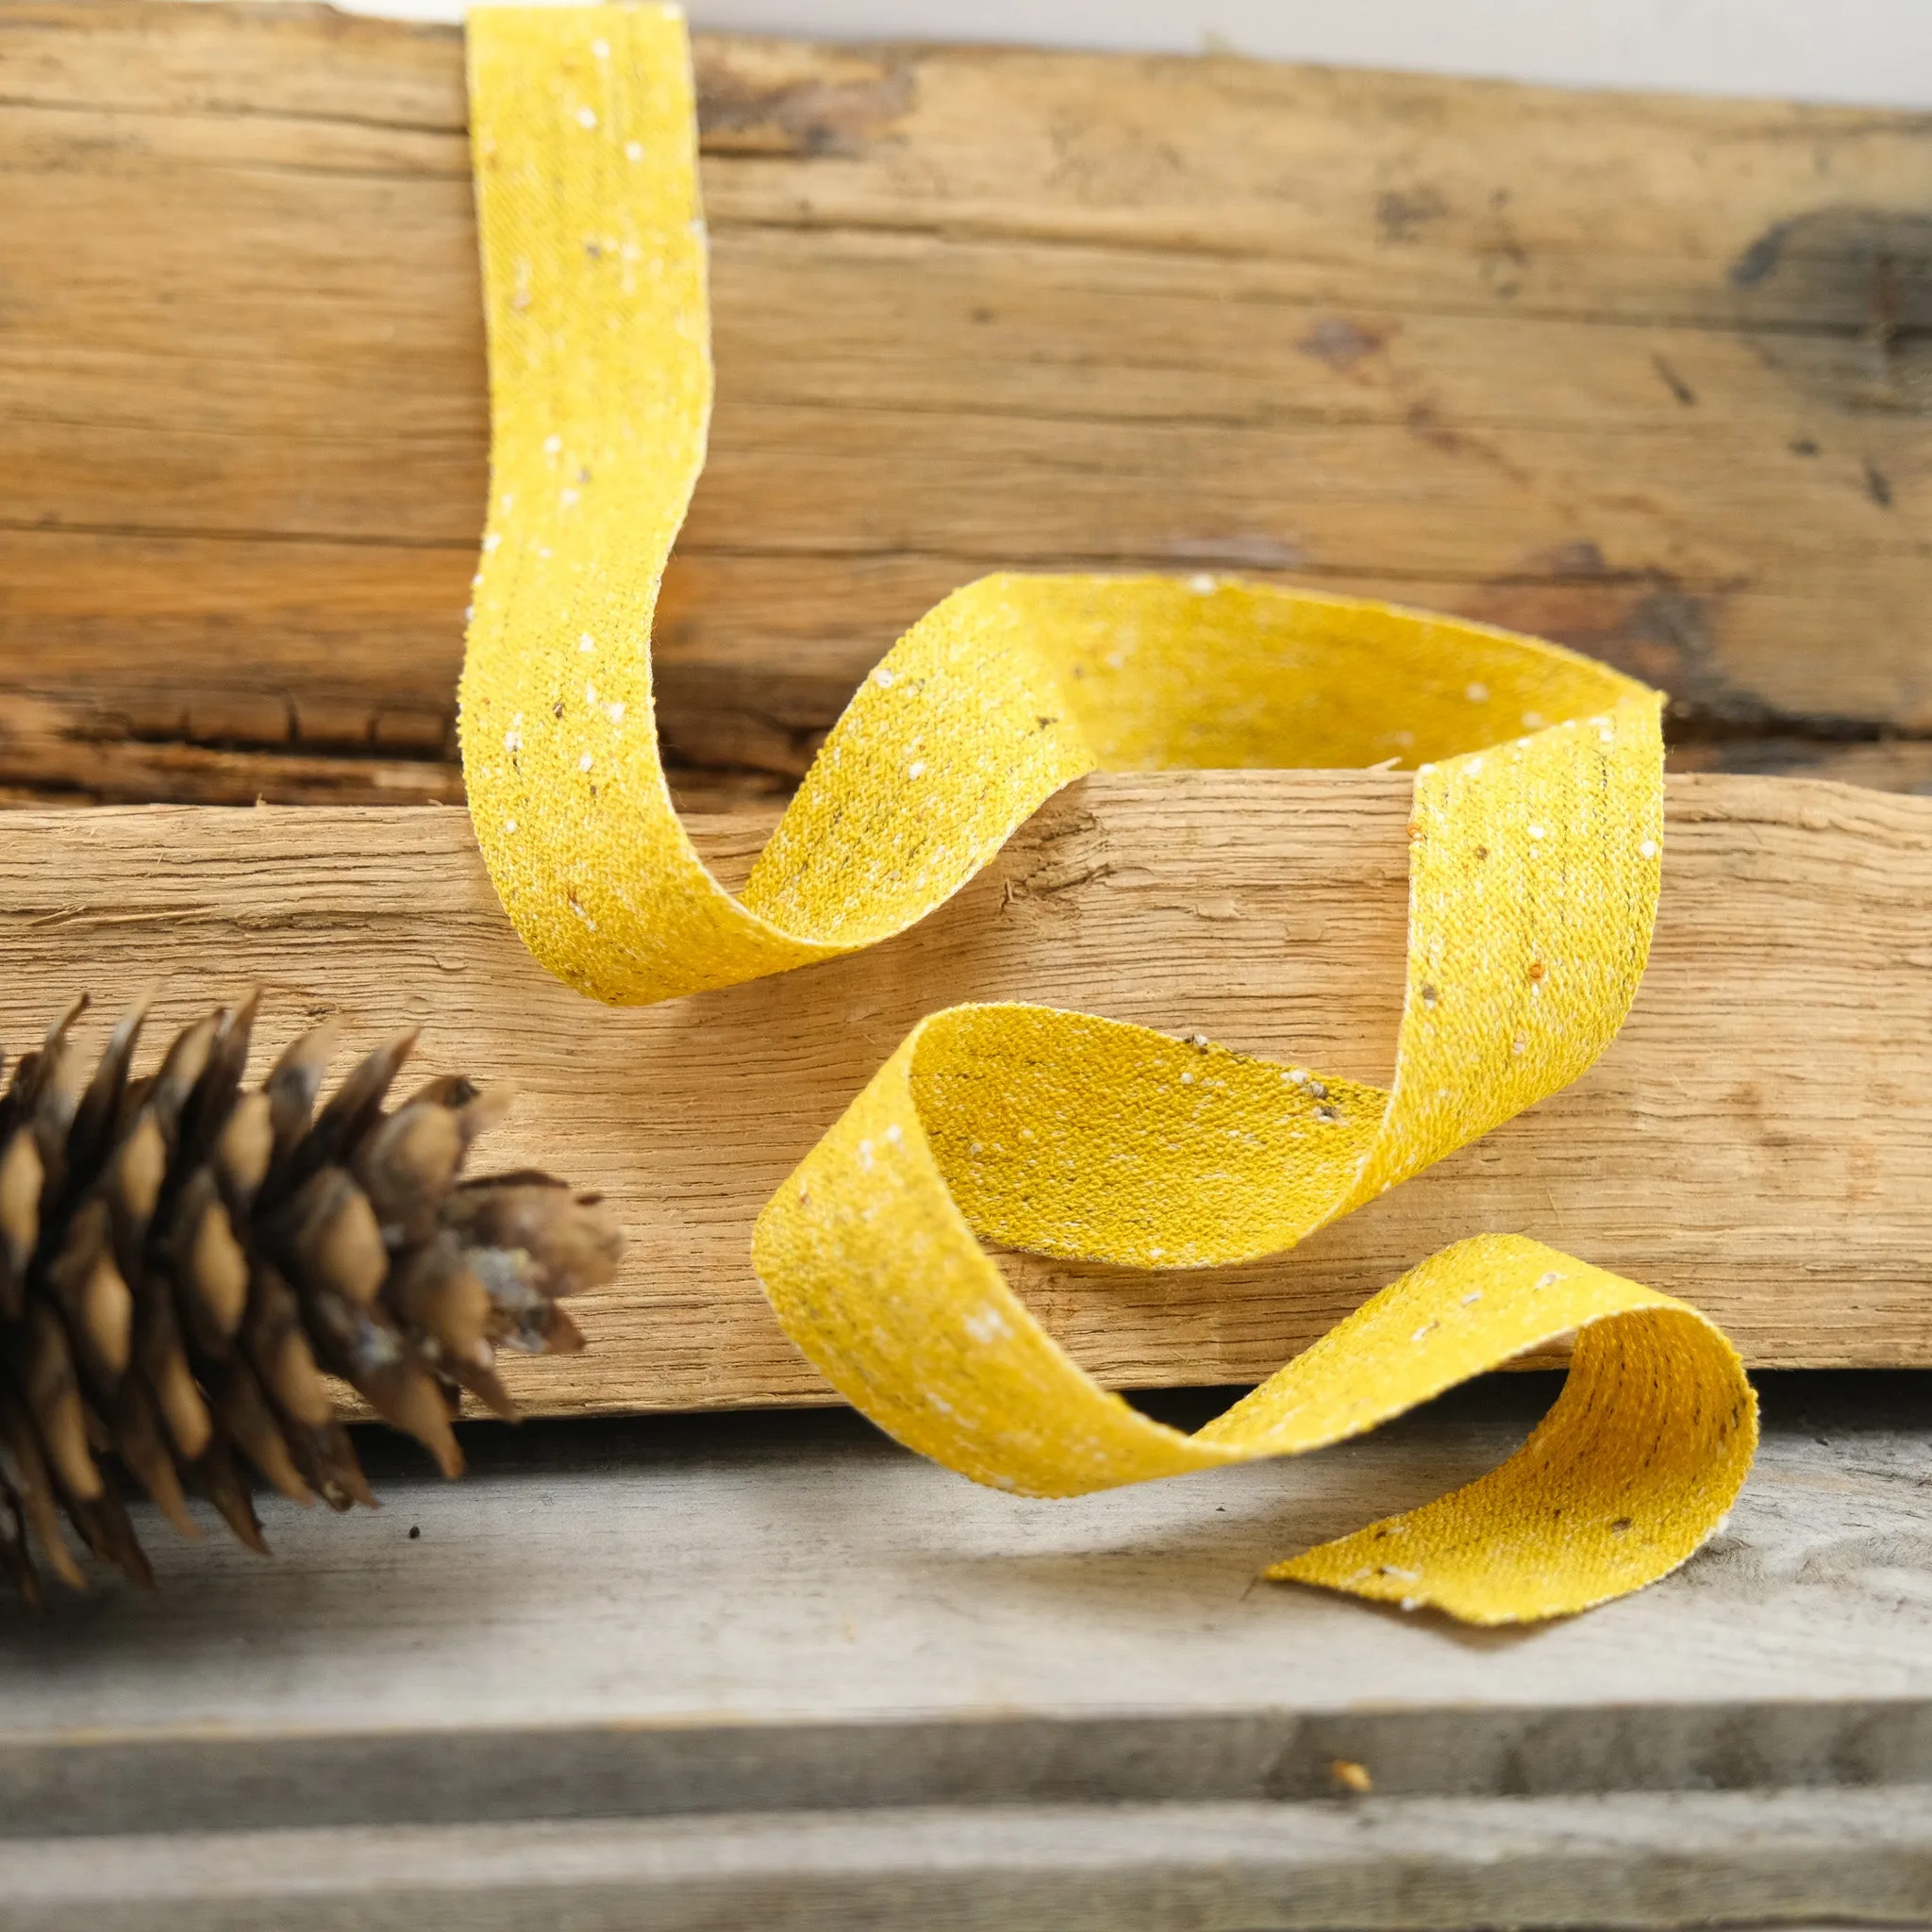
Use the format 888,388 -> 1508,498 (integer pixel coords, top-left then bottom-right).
1263,1279 -> 1757,1626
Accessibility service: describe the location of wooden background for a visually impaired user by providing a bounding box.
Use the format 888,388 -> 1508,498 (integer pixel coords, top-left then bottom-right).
2,3 -> 1931,1399
2,0 -> 1929,811
9,20 -> 1932,1915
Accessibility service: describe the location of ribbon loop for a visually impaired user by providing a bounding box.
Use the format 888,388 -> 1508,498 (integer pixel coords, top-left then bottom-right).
461,7 -> 1756,1624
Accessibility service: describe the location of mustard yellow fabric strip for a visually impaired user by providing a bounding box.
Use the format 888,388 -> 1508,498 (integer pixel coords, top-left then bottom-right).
461,6 -> 1757,1624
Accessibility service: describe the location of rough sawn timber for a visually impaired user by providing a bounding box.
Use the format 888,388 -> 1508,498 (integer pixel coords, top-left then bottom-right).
1,1 -> 1930,807
0,770 -> 1922,1408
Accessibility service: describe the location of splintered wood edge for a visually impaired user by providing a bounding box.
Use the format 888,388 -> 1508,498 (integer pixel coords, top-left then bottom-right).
0,769 -> 1925,1405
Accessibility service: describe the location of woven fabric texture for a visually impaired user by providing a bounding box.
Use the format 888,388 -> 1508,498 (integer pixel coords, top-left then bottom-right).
461,5 -> 1755,1624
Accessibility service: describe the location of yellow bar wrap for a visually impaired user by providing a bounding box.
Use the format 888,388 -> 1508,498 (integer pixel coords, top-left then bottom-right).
461,6 -> 1757,1624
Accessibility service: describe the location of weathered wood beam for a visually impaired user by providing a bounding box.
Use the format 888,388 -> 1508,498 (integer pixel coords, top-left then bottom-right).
0,771 -> 1922,1407
1,2 -> 1927,805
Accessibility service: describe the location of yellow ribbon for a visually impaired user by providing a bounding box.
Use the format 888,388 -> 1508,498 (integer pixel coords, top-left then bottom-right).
460,6 -> 1756,1624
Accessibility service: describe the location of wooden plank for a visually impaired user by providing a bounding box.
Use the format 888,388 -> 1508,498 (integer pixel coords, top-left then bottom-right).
4,1376 -> 1929,1771
1,2 -> 1928,806
2,1792 -> 1927,1931
1,1376 -> 1930,1924
0,772 -> 1922,1402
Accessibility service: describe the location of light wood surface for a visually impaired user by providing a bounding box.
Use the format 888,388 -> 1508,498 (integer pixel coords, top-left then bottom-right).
0,770 -> 1922,1404
1,1 -> 1928,808
3,1376 -> 1931,1925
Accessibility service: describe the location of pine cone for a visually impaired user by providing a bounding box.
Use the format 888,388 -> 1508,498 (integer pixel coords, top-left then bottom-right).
0,993 -> 625,1602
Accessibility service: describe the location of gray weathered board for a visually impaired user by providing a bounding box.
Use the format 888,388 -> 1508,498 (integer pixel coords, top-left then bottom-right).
3,1374 -> 1932,1928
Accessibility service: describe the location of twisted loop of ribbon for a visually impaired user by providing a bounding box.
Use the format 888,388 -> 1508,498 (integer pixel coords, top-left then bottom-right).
460,7 -> 1756,1624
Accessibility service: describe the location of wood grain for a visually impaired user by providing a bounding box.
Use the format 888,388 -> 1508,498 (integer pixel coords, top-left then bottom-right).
2,1 -> 1928,806
0,1796 -> 1915,1932
8,1378 -> 1929,1770
0,771 -> 1922,1406
3,1378 -> 1932,1925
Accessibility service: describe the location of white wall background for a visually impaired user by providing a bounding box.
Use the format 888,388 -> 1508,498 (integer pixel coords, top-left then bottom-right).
343,0 -> 1932,108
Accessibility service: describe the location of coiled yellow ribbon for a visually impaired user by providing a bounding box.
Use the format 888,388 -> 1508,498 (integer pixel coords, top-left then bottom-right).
460,6 -> 1755,1623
